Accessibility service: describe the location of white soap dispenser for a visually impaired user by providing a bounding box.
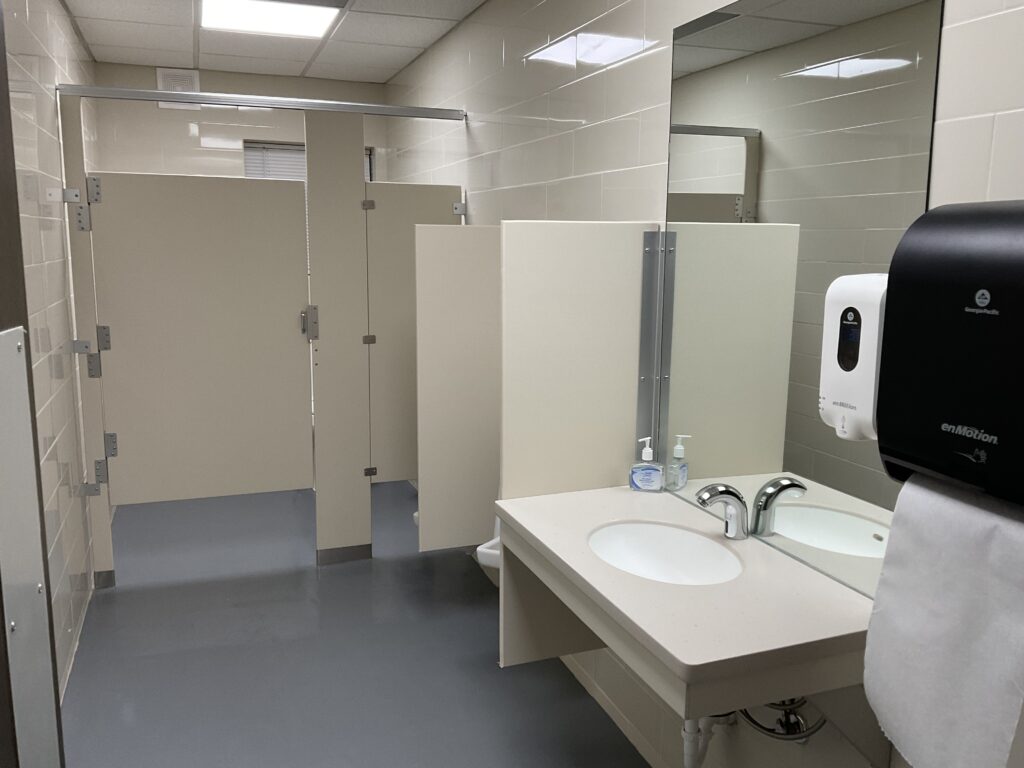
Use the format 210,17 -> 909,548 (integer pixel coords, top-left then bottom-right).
630,437 -> 664,492
665,434 -> 691,491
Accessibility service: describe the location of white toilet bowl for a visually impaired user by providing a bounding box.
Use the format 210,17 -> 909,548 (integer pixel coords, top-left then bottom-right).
475,519 -> 501,586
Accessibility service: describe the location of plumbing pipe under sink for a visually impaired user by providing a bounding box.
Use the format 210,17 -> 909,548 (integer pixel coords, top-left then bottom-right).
476,519 -> 501,586
683,714 -> 735,768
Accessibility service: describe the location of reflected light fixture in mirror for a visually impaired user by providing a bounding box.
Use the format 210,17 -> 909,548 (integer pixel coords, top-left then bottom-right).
527,34 -> 646,67
202,0 -> 340,38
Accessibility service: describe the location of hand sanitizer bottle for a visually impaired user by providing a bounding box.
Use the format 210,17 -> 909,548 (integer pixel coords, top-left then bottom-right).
665,435 -> 691,491
630,437 -> 664,492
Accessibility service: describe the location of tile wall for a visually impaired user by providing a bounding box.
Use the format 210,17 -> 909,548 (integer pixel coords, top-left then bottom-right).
3,0 -> 95,694
669,2 -> 939,510
930,0 -> 1024,205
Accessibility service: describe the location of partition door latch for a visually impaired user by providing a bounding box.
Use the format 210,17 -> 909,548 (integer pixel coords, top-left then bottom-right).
364,467 -> 378,477
300,305 -> 319,341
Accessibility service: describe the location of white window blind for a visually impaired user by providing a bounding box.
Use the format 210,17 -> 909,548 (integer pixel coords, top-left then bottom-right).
243,141 -> 306,181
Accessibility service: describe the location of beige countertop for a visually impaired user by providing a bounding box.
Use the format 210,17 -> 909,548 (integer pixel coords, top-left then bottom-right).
497,485 -> 874,686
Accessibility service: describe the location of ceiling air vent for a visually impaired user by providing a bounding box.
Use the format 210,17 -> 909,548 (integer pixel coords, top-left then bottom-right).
156,68 -> 201,110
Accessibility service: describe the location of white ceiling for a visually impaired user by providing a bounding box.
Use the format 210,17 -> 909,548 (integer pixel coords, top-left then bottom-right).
66,0 -> 487,82
673,0 -> 926,78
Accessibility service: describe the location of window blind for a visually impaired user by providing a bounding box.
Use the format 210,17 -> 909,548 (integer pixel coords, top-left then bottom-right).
243,141 -> 306,181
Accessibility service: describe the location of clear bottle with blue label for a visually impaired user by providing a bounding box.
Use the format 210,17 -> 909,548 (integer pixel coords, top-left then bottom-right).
630,437 -> 664,492
665,435 -> 691,492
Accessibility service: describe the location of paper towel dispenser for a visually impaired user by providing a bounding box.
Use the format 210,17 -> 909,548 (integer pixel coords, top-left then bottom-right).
876,201 -> 1024,505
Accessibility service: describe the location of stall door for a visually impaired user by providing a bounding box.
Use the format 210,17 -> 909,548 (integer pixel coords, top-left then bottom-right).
90,174 -> 314,506
364,182 -> 461,483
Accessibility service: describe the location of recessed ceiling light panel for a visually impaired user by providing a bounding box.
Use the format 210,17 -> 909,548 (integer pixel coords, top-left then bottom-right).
202,0 -> 340,38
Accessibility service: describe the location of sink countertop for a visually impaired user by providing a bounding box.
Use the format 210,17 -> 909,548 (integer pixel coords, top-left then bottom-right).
496,485 -> 874,685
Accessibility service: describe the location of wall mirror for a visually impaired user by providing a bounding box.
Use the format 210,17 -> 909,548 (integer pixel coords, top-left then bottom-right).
655,0 -> 944,595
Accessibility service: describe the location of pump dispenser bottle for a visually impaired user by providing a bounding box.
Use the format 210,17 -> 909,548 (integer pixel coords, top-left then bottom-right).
630,437 -> 664,492
666,435 -> 691,491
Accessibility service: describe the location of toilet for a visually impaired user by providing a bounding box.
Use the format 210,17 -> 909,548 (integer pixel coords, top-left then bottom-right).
476,519 -> 501,586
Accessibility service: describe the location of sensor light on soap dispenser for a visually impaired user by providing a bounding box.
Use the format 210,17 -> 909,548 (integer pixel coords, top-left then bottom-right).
630,437 -> 664,492
666,435 -> 691,491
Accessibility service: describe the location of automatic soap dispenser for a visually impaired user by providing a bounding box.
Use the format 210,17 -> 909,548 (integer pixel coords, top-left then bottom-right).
819,273 -> 888,441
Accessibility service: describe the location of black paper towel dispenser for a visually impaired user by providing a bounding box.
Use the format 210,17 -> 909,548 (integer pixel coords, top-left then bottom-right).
877,201 -> 1024,506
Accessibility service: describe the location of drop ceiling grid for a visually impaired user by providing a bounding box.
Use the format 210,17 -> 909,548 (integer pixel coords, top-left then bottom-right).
65,0 -> 485,82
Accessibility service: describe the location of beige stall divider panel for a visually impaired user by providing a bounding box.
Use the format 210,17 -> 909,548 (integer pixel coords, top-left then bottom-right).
365,182 -> 461,483
500,221 -> 654,500
667,222 -> 799,478
415,225 -> 500,551
91,174 -> 313,506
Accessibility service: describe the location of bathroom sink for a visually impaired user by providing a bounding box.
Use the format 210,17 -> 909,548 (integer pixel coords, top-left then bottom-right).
588,522 -> 742,586
771,505 -> 888,559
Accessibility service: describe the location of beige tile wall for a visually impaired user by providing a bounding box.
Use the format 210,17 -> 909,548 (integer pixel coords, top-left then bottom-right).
89,63 -> 388,176
668,2 -> 940,510
930,0 -> 1024,206
3,0 -> 95,694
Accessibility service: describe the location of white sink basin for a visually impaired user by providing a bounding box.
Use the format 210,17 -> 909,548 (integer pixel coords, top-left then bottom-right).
772,505 -> 888,559
588,522 -> 742,586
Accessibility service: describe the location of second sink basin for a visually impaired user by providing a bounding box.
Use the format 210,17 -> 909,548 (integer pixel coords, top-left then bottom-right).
771,505 -> 888,559
589,522 -> 742,586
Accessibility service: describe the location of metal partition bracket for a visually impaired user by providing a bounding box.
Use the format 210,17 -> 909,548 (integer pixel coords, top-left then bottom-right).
94,459 -> 108,485
56,84 -> 467,122
73,203 -> 91,232
71,339 -> 92,355
96,325 -> 112,351
452,201 -> 467,216
86,176 -> 102,203
362,335 -> 376,345
76,484 -> 101,498
635,229 -> 677,462
86,353 -> 102,378
103,432 -> 118,458
62,188 -> 81,203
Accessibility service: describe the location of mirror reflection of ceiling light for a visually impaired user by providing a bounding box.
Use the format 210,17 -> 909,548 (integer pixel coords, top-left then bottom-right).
527,34 -> 645,67
785,57 -> 912,79
202,0 -> 339,38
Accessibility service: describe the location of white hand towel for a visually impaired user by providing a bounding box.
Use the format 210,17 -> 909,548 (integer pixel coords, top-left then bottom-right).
864,474 -> 1024,768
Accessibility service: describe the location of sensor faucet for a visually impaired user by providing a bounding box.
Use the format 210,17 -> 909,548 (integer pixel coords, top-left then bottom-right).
751,477 -> 807,536
696,484 -> 748,540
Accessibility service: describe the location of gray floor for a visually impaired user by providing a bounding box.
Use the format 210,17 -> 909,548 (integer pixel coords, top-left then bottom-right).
62,482 -> 646,768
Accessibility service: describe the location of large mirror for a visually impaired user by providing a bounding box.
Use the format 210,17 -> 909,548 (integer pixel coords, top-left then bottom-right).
661,0 -> 943,595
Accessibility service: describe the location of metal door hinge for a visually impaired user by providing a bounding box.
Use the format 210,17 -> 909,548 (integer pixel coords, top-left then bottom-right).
62,188 -> 81,203
76,483 -> 101,498
96,325 -> 112,351
362,334 -> 376,345
300,305 -> 319,341
452,201 -> 467,216
94,459 -> 108,484
86,175 -> 102,203
71,339 -> 92,354
86,352 -> 102,378
73,203 -> 92,231
363,467 -> 378,477
104,432 -> 118,458
361,199 -> 375,210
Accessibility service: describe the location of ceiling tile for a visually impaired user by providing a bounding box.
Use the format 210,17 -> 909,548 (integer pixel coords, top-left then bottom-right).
316,39 -> 423,70
348,0 -> 485,22
755,0 -> 924,26
198,53 -> 307,76
333,11 -> 456,48
77,18 -> 194,51
67,0 -> 192,26
199,29 -> 320,60
89,44 -> 194,68
679,16 -> 833,51
306,60 -> 398,83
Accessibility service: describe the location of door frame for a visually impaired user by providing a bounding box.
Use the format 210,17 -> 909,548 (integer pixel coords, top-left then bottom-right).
0,8 -> 67,765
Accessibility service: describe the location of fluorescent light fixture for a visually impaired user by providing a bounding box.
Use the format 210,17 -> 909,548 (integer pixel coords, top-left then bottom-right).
202,0 -> 339,38
527,33 -> 645,68
785,57 -> 912,80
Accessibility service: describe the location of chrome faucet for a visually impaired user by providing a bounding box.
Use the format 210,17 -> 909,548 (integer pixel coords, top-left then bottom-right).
751,477 -> 807,536
696,484 -> 748,540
